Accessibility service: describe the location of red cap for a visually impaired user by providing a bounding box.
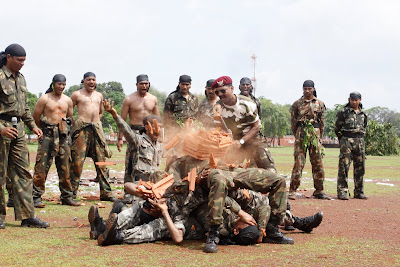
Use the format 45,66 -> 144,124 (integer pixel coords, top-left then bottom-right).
212,76 -> 233,88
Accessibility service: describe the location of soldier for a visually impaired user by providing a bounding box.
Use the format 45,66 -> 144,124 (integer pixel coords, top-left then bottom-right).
163,75 -> 198,137
212,76 -> 275,172
31,74 -> 80,208
335,92 -> 368,200
238,77 -> 261,119
0,43 -> 49,228
196,79 -> 217,128
102,99 -> 163,199
117,74 -> 159,203
204,167 -> 292,253
69,72 -> 115,202
289,80 -> 330,200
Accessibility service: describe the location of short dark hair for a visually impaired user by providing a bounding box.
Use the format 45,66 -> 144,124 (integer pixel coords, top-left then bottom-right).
143,115 -> 162,126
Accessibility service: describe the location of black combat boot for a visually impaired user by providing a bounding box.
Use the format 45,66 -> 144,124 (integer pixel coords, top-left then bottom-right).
263,216 -> 294,244
110,200 -> 128,215
293,212 -> 323,233
97,213 -> 123,246
61,198 -> 81,206
21,217 -> 50,228
88,206 -> 106,240
0,219 -> 5,229
203,225 -> 220,253
33,197 -> 45,208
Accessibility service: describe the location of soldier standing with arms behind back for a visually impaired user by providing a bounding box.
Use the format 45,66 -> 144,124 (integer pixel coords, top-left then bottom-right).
289,80 -> 330,200
69,72 -> 115,202
335,92 -> 368,200
0,43 -> 49,229
31,74 -> 80,208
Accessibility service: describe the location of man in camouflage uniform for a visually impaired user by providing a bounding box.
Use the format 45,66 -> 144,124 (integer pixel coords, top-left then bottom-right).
238,77 -> 262,119
102,99 -> 163,199
196,79 -> 217,128
0,44 -> 49,229
69,72 -> 115,201
31,74 -> 80,207
289,80 -> 330,200
335,92 -> 368,200
117,74 -> 160,203
212,76 -> 275,172
163,75 -> 198,137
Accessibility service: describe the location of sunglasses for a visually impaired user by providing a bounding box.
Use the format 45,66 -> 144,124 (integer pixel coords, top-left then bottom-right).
215,89 -> 227,95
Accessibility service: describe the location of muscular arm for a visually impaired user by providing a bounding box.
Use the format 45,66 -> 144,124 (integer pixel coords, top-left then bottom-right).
334,110 -> 344,138
71,91 -> 78,108
152,96 -> 160,116
118,97 -> 130,141
32,96 -> 46,128
99,93 -> 104,119
242,121 -> 260,143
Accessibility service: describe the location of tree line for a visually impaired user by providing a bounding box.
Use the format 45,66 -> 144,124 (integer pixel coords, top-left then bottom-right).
25,82 -> 400,156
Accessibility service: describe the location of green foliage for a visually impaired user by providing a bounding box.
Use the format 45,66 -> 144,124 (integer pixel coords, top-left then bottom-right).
365,120 -> 400,156
149,87 -> 167,115
324,104 -> 344,138
366,106 -> 400,137
260,97 -> 291,138
26,91 -> 38,134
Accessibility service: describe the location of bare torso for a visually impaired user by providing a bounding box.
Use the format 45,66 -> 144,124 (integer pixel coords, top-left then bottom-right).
123,91 -> 159,125
33,93 -> 73,126
71,89 -> 103,123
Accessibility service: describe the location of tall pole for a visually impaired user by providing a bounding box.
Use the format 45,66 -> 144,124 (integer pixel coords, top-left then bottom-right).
251,54 -> 257,96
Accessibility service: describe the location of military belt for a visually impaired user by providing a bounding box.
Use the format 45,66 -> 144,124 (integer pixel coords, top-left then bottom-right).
0,114 -> 21,122
342,132 -> 364,138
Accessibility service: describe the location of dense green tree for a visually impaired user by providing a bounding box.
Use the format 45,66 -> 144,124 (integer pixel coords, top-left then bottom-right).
324,104 -> 345,139
365,120 -> 400,156
260,97 -> 291,141
365,106 -> 400,137
26,91 -> 39,137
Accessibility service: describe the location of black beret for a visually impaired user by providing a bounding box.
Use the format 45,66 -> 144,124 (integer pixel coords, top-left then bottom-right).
179,75 -> 192,83
240,77 -> 252,85
350,91 -> 362,99
235,225 -> 260,245
137,74 -> 149,83
303,80 -> 315,87
206,79 -> 215,88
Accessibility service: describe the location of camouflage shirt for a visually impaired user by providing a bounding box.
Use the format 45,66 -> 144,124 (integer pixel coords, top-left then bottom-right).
0,66 -> 37,131
114,115 -> 162,181
229,189 -> 270,232
239,93 -> 262,120
215,94 -> 260,140
196,98 -> 216,128
163,89 -> 198,128
290,96 -> 325,136
334,104 -> 368,138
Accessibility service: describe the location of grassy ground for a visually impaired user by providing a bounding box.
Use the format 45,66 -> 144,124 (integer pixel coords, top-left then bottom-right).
1,144 -> 399,266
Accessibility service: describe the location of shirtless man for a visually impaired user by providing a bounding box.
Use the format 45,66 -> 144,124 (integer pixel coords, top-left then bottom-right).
31,74 -> 79,207
69,72 -> 115,202
117,74 -> 159,203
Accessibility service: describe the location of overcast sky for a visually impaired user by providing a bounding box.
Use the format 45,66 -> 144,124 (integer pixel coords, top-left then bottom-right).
2,0 -> 399,111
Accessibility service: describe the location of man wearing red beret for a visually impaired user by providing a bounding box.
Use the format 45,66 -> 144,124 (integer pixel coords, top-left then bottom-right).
212,76 -> 275,172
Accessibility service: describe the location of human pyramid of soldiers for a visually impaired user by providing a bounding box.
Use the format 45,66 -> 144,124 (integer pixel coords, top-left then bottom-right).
0,43 -> 368,253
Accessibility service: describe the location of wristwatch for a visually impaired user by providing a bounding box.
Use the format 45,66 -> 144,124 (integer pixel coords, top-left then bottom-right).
239,139 -> 245,145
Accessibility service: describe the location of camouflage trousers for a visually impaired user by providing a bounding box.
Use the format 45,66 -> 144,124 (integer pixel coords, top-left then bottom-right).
117,201 -> 206,243
0,121 -> 35,221
32,131 -> 73,201
337,137 -> 366,197
206,168 -> 287,226
69,126 -> 112,198
290,137 -> 325,194
235,138 -> 276,172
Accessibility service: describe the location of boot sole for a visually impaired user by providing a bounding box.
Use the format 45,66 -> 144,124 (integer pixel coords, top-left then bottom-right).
263,237 -> 294,245
203,247 -> 218,253
97,213 -> 117,246
88,206 -> 98,240
21,223 -> 49,228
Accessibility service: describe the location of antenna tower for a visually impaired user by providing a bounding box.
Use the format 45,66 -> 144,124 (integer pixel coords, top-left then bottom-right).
251,54 -> 257,96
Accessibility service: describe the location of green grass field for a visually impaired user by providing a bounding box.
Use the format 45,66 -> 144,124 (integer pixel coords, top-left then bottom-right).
1,144 -> 398,266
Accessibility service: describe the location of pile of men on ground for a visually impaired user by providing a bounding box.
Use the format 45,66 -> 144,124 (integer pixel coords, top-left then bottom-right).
0,43 -> 368,253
